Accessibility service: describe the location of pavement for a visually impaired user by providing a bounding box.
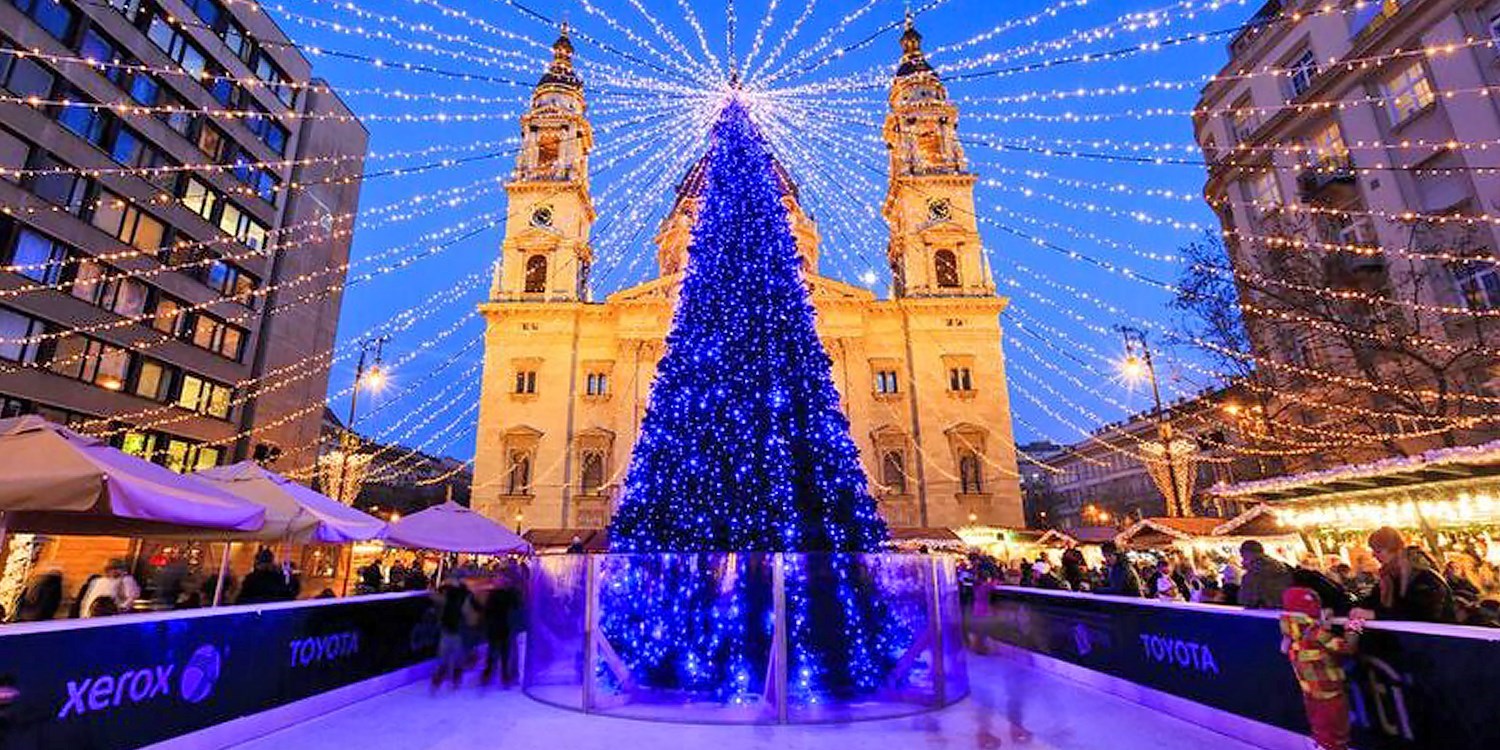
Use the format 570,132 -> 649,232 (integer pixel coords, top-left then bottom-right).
225,653 -> 1265,750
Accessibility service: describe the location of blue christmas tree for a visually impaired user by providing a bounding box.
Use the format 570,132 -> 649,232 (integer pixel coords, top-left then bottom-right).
609,100 -> 888,554
601,101 -> 898,702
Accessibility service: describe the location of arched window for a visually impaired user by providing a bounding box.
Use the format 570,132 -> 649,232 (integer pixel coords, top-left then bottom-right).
881,451 -> 907,495
959,452 -> 983,494
934,250 -> 960,288
891,260 -> 906,297
524,254 -> 548,294
507,451 -> 532,495
579,451 -> 604,495
536,131 -> 561,173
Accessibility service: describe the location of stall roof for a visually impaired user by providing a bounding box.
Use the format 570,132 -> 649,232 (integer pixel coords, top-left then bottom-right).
1210,438 -> 1500,502
1040,526 -> 1120,546
888,527 -> 964,543
1213,504 -> 1286,537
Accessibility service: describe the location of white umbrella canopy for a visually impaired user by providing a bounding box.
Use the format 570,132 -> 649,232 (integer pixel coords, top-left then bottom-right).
0,416 -> 264,535
193,462 -> 388,544
385,501 -> 530,554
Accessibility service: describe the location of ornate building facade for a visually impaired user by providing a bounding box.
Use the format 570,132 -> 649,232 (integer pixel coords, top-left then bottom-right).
472,22 -> 1023,532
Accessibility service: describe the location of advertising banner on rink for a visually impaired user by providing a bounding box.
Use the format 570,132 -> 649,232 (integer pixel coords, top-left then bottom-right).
985,588 -> 1500,750
0,593 -> 435,750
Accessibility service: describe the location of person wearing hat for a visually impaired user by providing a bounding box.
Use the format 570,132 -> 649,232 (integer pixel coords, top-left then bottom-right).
78,559 -> 139,618
1280,587 -> 1365,750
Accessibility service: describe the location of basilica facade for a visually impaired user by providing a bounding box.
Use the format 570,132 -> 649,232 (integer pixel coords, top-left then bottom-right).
471,22 -> 1023,532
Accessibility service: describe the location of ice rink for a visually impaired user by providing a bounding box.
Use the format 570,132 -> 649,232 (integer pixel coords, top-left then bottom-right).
222,653 -> 1263,750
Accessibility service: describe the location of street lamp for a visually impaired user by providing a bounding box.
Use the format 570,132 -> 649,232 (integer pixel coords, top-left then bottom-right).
332,334 -> 390,506
1116,326 -> 1188,518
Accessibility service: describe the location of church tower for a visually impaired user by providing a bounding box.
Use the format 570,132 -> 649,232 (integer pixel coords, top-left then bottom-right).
494,25 -> 596,301
881,15 -> 994,299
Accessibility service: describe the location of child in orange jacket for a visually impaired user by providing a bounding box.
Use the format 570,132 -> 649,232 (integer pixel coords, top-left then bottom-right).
1280,587 -> 1365,750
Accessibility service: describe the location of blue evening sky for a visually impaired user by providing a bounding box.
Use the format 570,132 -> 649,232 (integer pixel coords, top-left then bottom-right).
264,0 -> 1260,460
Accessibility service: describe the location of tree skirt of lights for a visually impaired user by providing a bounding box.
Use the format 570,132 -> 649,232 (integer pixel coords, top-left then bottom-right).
521,552 -> 968,724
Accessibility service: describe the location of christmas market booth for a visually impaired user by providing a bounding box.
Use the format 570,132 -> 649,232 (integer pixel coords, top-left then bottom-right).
952,526 -> 1046,562
1114,513 -> 1307,567
1209,440 -> 1500,585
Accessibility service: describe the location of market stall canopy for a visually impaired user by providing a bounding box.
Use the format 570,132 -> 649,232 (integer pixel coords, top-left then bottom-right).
1213,504 -> 1286,537
1040,526 -> 1120,547
522,528 -> 609,553
386,501 -> 529,554
1117,517 -> 1224,548
0,416 -> 264,535
193,462 -> 388,543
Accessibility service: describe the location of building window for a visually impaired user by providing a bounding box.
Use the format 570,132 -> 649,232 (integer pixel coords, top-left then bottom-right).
8,229 -> 68,284
1245,171 -> 1282,211
176,374 -> 232,418
874,370 -> 899,395
0,307 -> 45,363
948,367 -> 974,393
586,372 -> 609,396
0,50 -> 56,99
934,250 -> 960,288
524,254 -> 548,293
1228,95 -> 1257,144
1452,259 -> 1500,311
51,335 -> 128,391
1300,121 -> 1346,166
507,451 -> 532,495
1284,48 -> 1318,99
881,450 -> 907,495
960,452 -> 984,494
514,370 -> 537,395
1382,61 -> 1435,125
579,451 -> 604,495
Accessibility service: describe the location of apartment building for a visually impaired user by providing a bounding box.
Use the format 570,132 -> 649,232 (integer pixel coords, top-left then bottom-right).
0,0 -> 366,473
1194,0 -> 1500,470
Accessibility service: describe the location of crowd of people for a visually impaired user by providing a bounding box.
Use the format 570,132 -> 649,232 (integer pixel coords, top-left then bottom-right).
963,526 -> 1500,627
428,560 -> 528,691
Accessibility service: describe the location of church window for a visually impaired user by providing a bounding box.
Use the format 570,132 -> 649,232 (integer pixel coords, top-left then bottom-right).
881,450 -> 907,495
524,254 -> 548,293
935,250 -> 960,288
515,370 -> 537,394
960,452 -> 984,494
948,367 -> 973,393
579,451 -> 604,494
875,370 -> 899,395
507,451 -> 532,495
586,372 -> 609,396
536,131 -> 561,173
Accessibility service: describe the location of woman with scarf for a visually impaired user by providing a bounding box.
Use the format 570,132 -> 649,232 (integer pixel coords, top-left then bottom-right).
1358,527 -> 1456,624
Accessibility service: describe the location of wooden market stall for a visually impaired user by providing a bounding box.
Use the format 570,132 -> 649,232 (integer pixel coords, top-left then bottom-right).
1209,439 -> 1500,591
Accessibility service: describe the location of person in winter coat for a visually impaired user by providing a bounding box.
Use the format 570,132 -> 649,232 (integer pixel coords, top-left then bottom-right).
237,549 -> 290,605
1238,540 -> 1294,609
78,560 -> 139,617
1032,561 -> 1066,590
1060,548 -> 1089,592
1096,542 -> 1143,597
11,566 -> 62,622
1358,527 -> 1456,623
1280,587 -> 1365,750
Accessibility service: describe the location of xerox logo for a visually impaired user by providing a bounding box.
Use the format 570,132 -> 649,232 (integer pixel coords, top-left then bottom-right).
57,644 -> 222,719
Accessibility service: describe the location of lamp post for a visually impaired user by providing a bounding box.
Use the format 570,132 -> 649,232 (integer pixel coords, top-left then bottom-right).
332,334 -> 390,506
1116,326 -> 1187,518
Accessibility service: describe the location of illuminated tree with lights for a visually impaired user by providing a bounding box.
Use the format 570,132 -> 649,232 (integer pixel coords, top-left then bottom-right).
603,100 -> 896,701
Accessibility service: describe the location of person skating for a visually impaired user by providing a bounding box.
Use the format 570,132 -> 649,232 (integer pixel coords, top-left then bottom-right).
1280,587 -> 1364,750
431,573 -> 477,691
481,568 -> 523,687
11,565 -> 62,622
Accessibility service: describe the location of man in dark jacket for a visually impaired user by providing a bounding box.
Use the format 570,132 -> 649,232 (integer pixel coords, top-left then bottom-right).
237,550 -> 289,605
1238,540 -> 1294,609
1096,542 -> 1142,597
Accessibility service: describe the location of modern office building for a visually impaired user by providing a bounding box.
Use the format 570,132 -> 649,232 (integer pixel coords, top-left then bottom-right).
0,0 -> 367,474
